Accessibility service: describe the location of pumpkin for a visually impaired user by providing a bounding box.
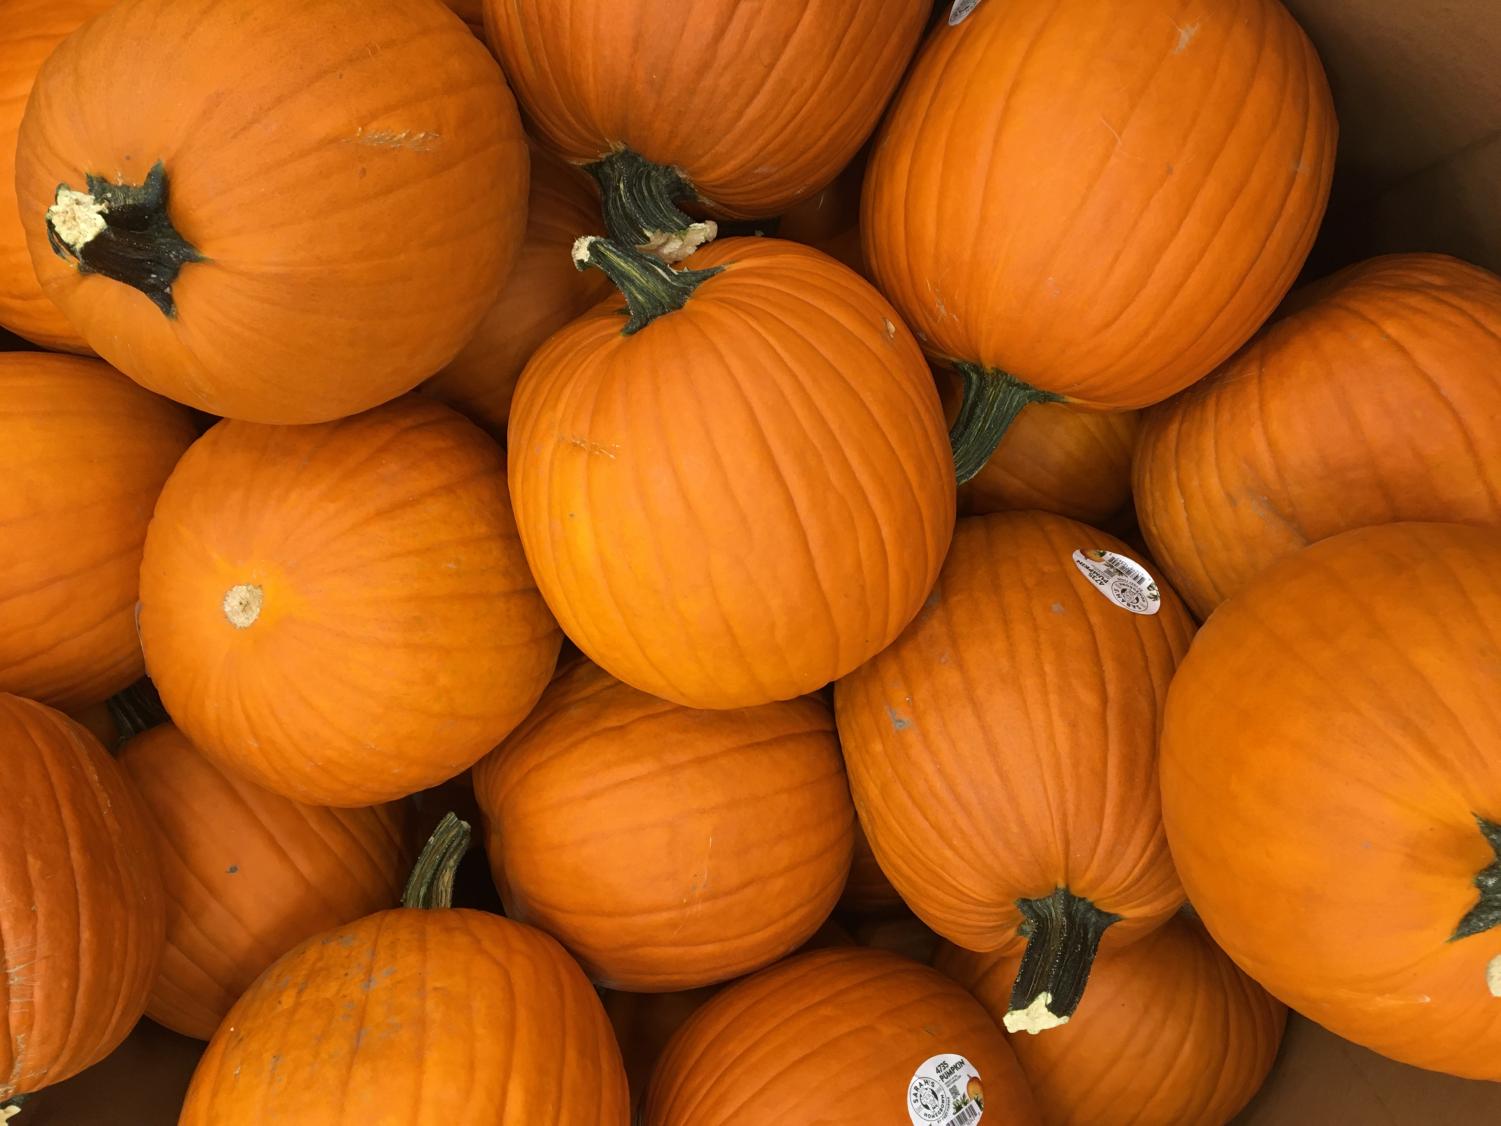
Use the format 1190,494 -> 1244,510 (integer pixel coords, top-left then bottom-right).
472,660 -> 854,990
604,987 -> 719,1114
839,819 -> 907,917
0,353 -> 196,709
421,149 -> 608,440
837,511 -> 1194,1033
14,0 -> 527,424
776,150 -> 867,276
0,694 -> 165,1100
851,914 -> 941,966
179,815 -> 630,1123
1135,253 -> 1501,620
938,916 -> 1286,1125
643,947 -> 1039,1124
138,396 -> 560,807
1160,521 -> 1501,1079
441,0 -> 486,36
509,236 -> 955,709
864,0 -> 1337,482
118,722 -> 414,1040
484,0 -> 929,259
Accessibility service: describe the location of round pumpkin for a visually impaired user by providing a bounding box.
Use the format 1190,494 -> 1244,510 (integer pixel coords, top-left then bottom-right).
472,660 -> 854,990
604,987 -> 719,1114
864,0 -> 1337,481
644,947 -> 1039,1124
138,396 -> 560,807
118,722 -> 414,1040
484,0 -> 929,259
1161,521 -> 1501,1079
0,694 -> 165,1100
0,353 -> 196,709
14,0 -> 528,424
836,511 -> 1194,1033
509,236 -> 955,709
1136,253 -> 1501,620
776,151 -> 867,277
938,916 -> 1286,1125
839,819 -> 906,917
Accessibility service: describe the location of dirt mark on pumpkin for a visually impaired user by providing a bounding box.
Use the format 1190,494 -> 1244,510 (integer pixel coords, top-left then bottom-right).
1173,21 -> 1200,53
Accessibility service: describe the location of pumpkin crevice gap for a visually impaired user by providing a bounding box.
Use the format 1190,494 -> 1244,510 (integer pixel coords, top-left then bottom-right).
222,584 -> 264,630
584,146 -> 717,263
1452,815 -> 1501,942
572,236 -> 723,335
105,678 -> 170,745
1004,886 -> 1120,1034
950,361 -> 1062,484
402,812 -> 471,910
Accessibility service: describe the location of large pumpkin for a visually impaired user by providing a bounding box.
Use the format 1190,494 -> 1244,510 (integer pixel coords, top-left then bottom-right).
118,722 -> 414,1040
138,396 -> 560,807
938,916 -> 1286,1125
1161,521 -> 1501,1079
1136,253 -> 1501,620
864,0 -> 1337,482
0,694 -> 165,1099
484,0 -> 928,259
472,660 -> 854,990
0,353 -> 195,709
837,511 -> 1194,1032
509,236 -> 954,709
14,0 -> 527,424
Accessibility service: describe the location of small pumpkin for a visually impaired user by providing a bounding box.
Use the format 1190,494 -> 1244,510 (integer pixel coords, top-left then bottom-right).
138,396 -> 560,807
1136,253 -> 1501,620
838,819 -> 906,917
14,0 -> 528,423
837,511 -> 1194,1033
604,987 -> 719,1114
472,660 -> 854,990
776,150 -> 867,277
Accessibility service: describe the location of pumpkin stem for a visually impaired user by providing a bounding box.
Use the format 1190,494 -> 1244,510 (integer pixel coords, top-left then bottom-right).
106,677 -> 170,746
585,147 -> 718,263
402,812 -> 471,910
1,1095 -> 29,1120
44,161 -> 202,318
1452,815 -> 1501,941
949,362 -> 1062,485
572,236 -> 723,336
1003,887 -> 1120,1034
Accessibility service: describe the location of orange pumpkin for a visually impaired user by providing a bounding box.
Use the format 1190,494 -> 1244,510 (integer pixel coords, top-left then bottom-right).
1136,253 -> 1501,620
837,511 -> 1194,1033
0,353 -> 196,709
938,916 -> 1286,1125
472,660 -> 854,990
644,947 -> 1039,1124
776,150 -> 868,277
0,694 -> 165,1100
838,819 -> 907,916
604,987 -> 719,1114
138,396 -> 560,807
851,913 -> 941,966
864,0 -> 1337,481
484,0 -> 928,259
179,815 -> 630,1123
14,0 -> 527,424
1161,522 -> 1501,1079
509,236 -> 955,709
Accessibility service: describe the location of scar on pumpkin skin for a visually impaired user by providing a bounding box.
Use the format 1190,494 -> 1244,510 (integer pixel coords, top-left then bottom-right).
346,127 -> 441,152
1488,954 -> 1501,998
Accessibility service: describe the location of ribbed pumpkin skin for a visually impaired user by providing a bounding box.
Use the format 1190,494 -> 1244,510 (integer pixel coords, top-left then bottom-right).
179,909 -> 630,1124
138,397 -> 560,807
864,0 -> 1336,409
0,353 -> 196,709
604,987 -> 718,1113
938,917 -> 1286,1126
117,723 -> 413,1040
1161,522 -> 1501,1079
0,694 -> 165,1099
839,818 -> 906,916
15,0 -> 527,424
836,511 -> 1194,953
484,0 -> 928,218
1136,254 -> 1501,620
509,237 -> 955,709
472,661 -> 854,990
645,948 -> 1039,1124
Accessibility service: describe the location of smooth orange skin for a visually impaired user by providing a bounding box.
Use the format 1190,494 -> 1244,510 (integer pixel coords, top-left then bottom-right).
118,724 -> 413,1040
15,0 -> 527,424
484,0 -> 928,218
938,917 -> 1287,1126
836,511 -> 1194,954
0,353 -> 195,709
864,0 -> 1336,409
0,694 -> 165,1099
180,909 -> 630,1125
138,397 -> 561,807
1161,522 -> 1501,1079
472,661 -> 854,990
509,237 -> 955,709
1136,253 -> 1501,620
644,947 -> 1040,1124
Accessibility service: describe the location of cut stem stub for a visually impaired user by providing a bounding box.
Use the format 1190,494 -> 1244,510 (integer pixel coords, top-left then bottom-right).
1004,886 -> 1121,1034
402,812 -> 472,910
106,677 -> 170,745
950,362 -> 1062,485
1452,815 -> 1501,941
572,236 -> 722,335
585,147 -> 718,263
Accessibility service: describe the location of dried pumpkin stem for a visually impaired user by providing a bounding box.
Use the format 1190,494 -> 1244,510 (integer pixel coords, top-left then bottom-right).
949,361 -> 1062,485
585,147 -> 718,263
572,236 -> 723,336
402,812 -> 472,910
1451,815 -> 1501,941
1,1095 -> 29,1120
1004,887 -> 1120,1034
105,677 -> 170,746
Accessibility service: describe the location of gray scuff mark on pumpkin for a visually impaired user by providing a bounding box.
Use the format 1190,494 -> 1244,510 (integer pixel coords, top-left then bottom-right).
1099,115 -> 1125,150
5,1033 -> 27,1097
926,280 -> 953,321
565,435 -> 620,460
347,127 -> 441,153
1173,21 -> 1200,53
1050,602 -> 1066,615
885,705 -> 912,732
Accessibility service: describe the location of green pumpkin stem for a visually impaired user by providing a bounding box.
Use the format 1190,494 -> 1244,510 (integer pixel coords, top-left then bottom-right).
949,362 -> 1062,485
402,812 -> 471,910
573,236 -> 723,336
585,147 -> 718,262
1452,815 -> 1501,941
2,1094 -> 30,1120
1004,887 -> 1120,1034
105,677 -> 170,746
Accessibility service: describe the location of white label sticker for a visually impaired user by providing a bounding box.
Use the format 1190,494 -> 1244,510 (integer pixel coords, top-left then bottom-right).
907,1054 -> 985,1125
1072,549 -> 1161,616
949,0 -> 984,25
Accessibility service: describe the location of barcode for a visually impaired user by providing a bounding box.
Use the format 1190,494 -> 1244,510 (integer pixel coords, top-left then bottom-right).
1098,552 -> 1153,587
944,1103 -> 981,1126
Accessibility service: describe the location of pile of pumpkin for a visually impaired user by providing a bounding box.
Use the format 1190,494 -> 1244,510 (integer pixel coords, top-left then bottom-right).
2,0 -> 1498,1122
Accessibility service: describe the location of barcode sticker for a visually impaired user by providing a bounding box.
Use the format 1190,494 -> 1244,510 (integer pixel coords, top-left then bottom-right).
949,0 -> 984,25
907,1054 -> 985,1125
1072,549 -> 1162,616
